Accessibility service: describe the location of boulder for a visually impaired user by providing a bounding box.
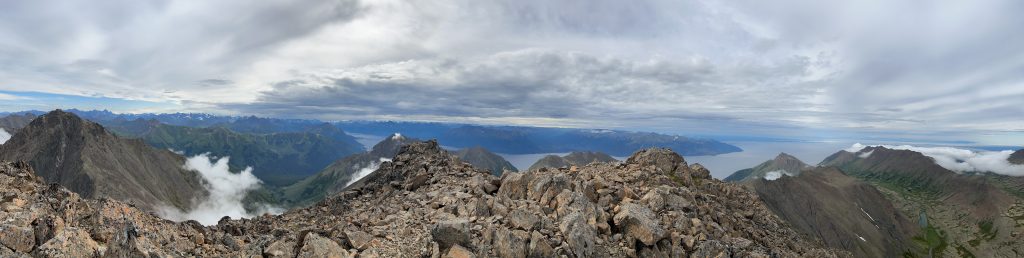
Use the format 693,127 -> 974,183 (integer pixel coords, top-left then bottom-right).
445,244 -> 475,258
613,203 -> 666,246
493,228 -> 528,258
560,212 -> 596,257
0,226 -> 34,253
298,233 -> 349,258
431,219 -> 471,250
34,228 -> 100,257
264,239 -> 296,258
497,172 -> 532,200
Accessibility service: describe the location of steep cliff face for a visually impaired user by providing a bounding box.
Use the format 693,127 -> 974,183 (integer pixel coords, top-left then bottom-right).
1010,149 -> 1024,165
0,110 -> 207,211
748,167 -> 918,257
0,141 -> 843,257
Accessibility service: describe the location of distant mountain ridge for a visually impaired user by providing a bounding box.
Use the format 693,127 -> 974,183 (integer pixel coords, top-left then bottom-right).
0,110 -> 207,212
102,118 -> 364,186
725,152 -> 809,182
5,109 -> 742,157
454,146 -> 517,176
528,151 -> 618,171
0,113 -> 36,133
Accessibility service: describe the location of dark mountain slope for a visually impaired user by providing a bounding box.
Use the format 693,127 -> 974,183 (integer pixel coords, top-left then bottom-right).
454,146 -> 517,176
819,146 -> 1024,257
725,152 -> 810,182
0,110 -> 206,211
527,151 -> 617,171
749,167 -> 918,257
104,119 -> 363,186
0,113 -> 36,133
281,134 -> 418,207
1010,149 -> 1024,165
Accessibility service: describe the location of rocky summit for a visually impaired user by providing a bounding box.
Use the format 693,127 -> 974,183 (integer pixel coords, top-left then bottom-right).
0,141 -> 842,257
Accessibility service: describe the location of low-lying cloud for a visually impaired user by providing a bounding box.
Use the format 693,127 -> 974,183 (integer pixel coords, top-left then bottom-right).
763,170 -> 793,181
158,153 -> 281,225
0,128 -> 10,144
847,143 -> 1024,176
344,158 -> 391,188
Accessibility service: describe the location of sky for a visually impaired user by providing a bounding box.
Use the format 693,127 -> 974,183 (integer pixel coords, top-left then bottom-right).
1,0 -> 1022,145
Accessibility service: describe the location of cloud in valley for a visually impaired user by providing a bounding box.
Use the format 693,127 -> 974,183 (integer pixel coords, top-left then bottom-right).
846,143 -> 1024,176
157,153 -> 281,225
345,157 -> 391,188
0,128 -> 10,144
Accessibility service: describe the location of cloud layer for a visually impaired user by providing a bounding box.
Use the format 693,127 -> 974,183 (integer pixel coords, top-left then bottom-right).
847,143 -> 1024,176
2,0 -> 1022,141
157,154 -> 280,225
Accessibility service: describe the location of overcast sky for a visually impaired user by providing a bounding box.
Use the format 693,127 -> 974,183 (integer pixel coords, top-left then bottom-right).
1,0 -> 1022,145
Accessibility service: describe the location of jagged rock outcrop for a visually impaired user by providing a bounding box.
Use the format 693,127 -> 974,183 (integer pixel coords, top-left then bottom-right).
0,141 -> 843,257
455,146 -> 517,176
0,110 -> 206,212
725,152 -> 810,182
527,151 -> 617,171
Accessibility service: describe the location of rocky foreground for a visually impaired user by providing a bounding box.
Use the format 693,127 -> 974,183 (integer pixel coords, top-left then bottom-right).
0,141 -> 843,257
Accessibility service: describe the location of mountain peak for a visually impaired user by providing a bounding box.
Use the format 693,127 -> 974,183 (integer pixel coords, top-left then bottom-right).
1010,149 -> 1024,165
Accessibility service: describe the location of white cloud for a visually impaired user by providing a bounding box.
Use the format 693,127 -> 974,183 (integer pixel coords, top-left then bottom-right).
0,128 -> 10,144
157,153 -> 281,225
763,170 -> 792,181
846,143 -> 1024,176
344,157 -> 391,188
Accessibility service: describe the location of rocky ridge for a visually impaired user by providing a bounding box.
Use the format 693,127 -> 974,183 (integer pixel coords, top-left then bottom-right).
0,141 -> 842,257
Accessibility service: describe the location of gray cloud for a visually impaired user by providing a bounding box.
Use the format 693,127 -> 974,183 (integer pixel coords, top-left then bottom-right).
2,0 -> 1022,143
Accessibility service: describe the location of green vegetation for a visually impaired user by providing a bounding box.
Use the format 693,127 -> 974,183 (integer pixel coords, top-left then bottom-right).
108,121 -> 363,186
905,220 -> 949,258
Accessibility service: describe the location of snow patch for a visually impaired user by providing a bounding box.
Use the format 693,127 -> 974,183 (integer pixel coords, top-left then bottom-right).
391,133 -> 403,140
157,153 -> 281,225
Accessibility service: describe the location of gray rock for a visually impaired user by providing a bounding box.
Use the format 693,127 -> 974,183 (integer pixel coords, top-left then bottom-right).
493,228 -> 528,258
613,203 -> 666,246
432,219 -> 471,250
560,212 -> 597,257
298,233 -> 349,258
509,210 -> 540,230
497,172 -> 532,200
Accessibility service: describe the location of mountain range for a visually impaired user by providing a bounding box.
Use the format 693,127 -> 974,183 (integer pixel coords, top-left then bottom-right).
101,118 -> 364,186
0,110 -> 207,212
8,109 -> 742,157
726,146 -> 1024,257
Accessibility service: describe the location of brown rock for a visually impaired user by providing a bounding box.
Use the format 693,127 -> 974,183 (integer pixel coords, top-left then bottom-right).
613,203 -> 666,246
0,226 -> 34,253
445,244 -> 475,258
34,228 -> 100,257
264,239 -> 296,258
298,233 -> 349,258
